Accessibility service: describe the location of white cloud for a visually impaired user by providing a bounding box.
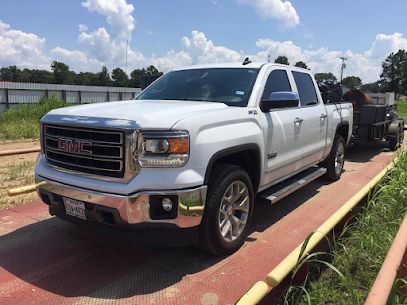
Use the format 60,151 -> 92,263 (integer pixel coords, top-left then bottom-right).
237,0 -> 300,28
181,30 -> 243,64
250,33 -> 407,82
0,20 -> 49,70
81,0 -> 135,39
78,0 -> 137,68
365,33 -> 407,59
78,27 -> 112,61
50,47 -> 103,72
152,51 -> 192,71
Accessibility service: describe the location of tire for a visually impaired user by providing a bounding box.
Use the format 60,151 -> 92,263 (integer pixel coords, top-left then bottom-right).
199,164 -> 254,255
389,124 -> 403,151
321,135 -> 346,181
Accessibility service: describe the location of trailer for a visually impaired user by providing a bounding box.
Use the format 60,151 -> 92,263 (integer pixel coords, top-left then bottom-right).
344,90 -> 404,150
318,81 -> 404,151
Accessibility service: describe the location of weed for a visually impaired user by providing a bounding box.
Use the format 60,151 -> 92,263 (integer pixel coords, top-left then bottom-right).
283,151 -> 407,305
0,95 -> 71,141
6,160 -> 35,184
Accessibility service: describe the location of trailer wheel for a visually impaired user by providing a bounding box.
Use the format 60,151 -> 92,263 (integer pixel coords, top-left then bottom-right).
198,164 -> 254,255
321,135 -> 345,181
389,121 -> 404,151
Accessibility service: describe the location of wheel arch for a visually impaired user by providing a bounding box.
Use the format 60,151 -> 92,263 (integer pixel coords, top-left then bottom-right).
335,121 -> 350,144
204,144 -> 262,193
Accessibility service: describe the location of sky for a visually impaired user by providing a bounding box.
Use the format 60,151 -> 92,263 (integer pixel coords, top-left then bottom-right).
1,0 -> 407,83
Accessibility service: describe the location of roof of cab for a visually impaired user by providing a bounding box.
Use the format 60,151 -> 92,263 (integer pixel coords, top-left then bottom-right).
172,62 -> 311,73
174,62 -> 266,70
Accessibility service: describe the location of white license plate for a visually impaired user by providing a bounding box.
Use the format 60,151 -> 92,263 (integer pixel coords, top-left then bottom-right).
62,197 -> 87,220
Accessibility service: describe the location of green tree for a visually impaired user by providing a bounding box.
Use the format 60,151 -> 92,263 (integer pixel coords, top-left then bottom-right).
314,72 -> 337,82
29,69 -> 53,83
51,61 -> 75,84
146,65 -> 162,76
76,72 -> 98,86
294,61 -> 309,69
360,81 -> 381,93
0,66 -> 19,81
342,76 -> 362,89
129,68 -> 145,87
274,56 -> 289,65
380,49 -> 407,98
97,66 -> 112,86
129,65 -> 163,88
111,67 -> 129,87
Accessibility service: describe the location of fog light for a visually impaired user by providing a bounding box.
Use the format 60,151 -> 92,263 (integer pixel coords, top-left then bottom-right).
161,198 -> 173,211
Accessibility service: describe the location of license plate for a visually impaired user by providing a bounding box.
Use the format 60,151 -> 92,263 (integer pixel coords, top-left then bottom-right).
62,197 -> 87,220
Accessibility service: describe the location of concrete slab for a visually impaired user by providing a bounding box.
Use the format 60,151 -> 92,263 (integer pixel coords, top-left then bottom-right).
0,140 -> 399,305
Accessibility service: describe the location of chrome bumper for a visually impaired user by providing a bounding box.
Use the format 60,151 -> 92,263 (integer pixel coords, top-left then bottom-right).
35,175 -> 207,229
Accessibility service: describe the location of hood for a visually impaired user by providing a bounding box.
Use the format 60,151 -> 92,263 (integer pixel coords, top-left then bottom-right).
46,99 -> 227,129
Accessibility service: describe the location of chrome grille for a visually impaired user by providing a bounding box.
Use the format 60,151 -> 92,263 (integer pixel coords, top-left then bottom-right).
43,124 -> 125,178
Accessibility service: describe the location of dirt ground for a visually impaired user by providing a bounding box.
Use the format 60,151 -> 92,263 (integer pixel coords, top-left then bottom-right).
0,140 -> 40,209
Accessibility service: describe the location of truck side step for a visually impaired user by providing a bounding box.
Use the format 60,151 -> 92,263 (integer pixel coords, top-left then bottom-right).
259,166 -> 327,205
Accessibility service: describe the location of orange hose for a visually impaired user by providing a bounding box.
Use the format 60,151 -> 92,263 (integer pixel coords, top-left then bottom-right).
0,147 -> 40,156
364,214 -> 407,305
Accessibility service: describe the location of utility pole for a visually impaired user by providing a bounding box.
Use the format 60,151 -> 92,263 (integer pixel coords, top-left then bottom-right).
267,54 -> 271,63
340,57 -> 347,83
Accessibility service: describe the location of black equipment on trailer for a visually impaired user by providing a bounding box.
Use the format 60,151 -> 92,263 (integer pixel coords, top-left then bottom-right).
318,81 -> 404,151
351,104 -> 404,151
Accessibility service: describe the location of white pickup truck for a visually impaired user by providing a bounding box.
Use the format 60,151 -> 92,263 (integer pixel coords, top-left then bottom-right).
35,62 -> 353,255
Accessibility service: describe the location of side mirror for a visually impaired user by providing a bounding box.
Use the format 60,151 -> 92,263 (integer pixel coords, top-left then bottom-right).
260,91 -> 300,112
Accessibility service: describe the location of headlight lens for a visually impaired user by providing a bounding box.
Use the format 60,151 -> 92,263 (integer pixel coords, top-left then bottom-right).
145,139 -> 170,153
138,131 -> 189,167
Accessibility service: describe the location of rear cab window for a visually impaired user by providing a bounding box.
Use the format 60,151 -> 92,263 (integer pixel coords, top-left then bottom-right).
292,71 -> 319,106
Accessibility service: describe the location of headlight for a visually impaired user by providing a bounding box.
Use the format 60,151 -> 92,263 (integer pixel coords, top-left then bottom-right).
138,131 -> 189,167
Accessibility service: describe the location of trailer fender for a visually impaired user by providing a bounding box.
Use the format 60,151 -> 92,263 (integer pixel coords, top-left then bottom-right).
387,120 -> 403,140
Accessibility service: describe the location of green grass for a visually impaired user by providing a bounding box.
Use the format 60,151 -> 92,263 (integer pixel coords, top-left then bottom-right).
397,100 -> 407,124
6,160 -> 36,184
286,152 -> 407,305
0,96 -> 71,141
397,100 -> 407,117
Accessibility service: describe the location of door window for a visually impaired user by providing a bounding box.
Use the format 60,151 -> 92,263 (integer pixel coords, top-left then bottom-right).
262,70 -> 292,101
292,71 -> 319,106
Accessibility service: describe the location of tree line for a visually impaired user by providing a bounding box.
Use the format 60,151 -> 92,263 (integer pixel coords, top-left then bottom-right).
0,61 -> 163,88
274,51 -> 407,97
1,51 -> 406,97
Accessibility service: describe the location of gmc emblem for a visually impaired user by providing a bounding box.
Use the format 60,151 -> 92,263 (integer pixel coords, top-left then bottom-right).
57,139 -> 92,155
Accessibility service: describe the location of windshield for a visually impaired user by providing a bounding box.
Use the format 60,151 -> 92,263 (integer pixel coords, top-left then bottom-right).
136,68 -> 259,106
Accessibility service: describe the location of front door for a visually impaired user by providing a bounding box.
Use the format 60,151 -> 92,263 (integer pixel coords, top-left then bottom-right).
260,69 -> 304,186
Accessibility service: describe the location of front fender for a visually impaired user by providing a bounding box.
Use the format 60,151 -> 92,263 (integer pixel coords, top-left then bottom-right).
172,108 -> 265,182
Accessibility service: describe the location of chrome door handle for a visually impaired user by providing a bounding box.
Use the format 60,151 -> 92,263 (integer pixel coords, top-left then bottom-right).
294,117 -> 303,124
320,113 -> 327,119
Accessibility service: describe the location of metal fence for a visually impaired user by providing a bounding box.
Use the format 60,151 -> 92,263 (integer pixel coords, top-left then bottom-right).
0,82 -> 141,112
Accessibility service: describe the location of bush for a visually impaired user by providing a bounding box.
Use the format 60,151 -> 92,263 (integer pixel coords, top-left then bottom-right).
0,96 -> 71,141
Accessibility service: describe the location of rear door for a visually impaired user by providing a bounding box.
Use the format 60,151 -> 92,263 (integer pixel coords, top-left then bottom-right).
260,69 -> 304,186
291,71 -> 327,166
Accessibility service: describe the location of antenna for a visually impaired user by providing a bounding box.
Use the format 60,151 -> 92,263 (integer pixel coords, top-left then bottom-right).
340,57 -> 347,83
242,57 -> 252,65
125,39 -> 129,75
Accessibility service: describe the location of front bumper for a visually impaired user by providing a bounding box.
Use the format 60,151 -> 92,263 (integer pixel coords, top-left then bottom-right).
35,175 -> 207,229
